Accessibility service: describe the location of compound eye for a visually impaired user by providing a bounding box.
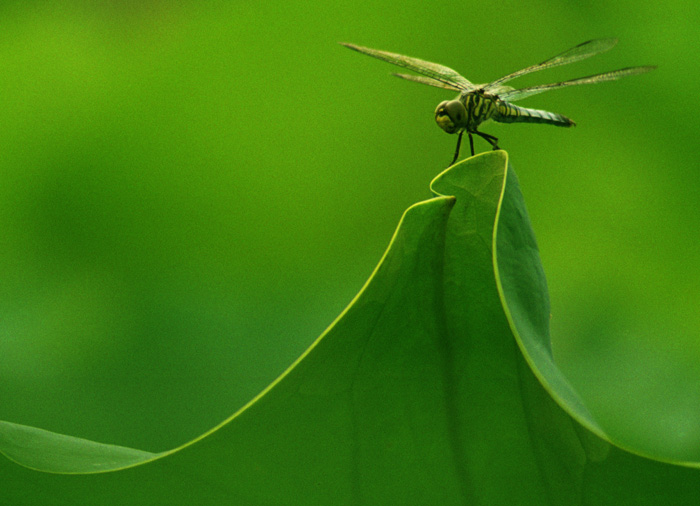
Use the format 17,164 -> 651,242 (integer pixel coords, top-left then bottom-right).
435,100 -> 450,115
435,100 -> 464,134
445,101 -> 465,124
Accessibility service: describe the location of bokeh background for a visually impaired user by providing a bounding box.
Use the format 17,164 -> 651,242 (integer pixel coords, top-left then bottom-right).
0,1 -> 698,454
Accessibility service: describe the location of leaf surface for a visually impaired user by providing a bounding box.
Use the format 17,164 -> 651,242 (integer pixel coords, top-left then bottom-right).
2,152 -> 699,505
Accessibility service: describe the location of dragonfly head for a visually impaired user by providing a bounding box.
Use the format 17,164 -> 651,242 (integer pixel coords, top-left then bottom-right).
435,100 -> 466,134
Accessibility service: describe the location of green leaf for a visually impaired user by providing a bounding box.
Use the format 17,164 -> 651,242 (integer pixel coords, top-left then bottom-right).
0,421 -> 158,473
2,152 -> 699,505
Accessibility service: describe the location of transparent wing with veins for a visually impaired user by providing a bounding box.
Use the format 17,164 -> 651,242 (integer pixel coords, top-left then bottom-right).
340,42 -> 476,92
497,65 -> 656,102
391,73 -> 462,91
483,38 -> 620,91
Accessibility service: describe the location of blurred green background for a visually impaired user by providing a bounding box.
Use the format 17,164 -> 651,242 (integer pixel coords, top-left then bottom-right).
0,1 -> 698,455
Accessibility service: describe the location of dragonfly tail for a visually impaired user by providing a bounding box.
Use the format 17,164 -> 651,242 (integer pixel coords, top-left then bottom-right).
492,102 -> 575,127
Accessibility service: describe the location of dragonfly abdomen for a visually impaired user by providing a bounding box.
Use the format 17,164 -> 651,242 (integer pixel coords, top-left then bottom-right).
493,102 -> 575,127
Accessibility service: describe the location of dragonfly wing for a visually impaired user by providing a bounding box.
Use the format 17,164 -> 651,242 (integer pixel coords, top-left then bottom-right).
481,84 -> 515,96
392,73 -> 461,91
341,43 -> 477,92
483,38 -> 619,91
498,65 -> 656,102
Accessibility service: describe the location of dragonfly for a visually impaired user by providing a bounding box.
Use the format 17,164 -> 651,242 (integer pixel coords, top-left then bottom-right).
341,39 -> 655,165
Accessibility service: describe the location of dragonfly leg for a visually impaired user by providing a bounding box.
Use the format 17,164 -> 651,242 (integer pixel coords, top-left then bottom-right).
468,133 -> 475,156
474,131 -> 500,151
450,131 -> 463,166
